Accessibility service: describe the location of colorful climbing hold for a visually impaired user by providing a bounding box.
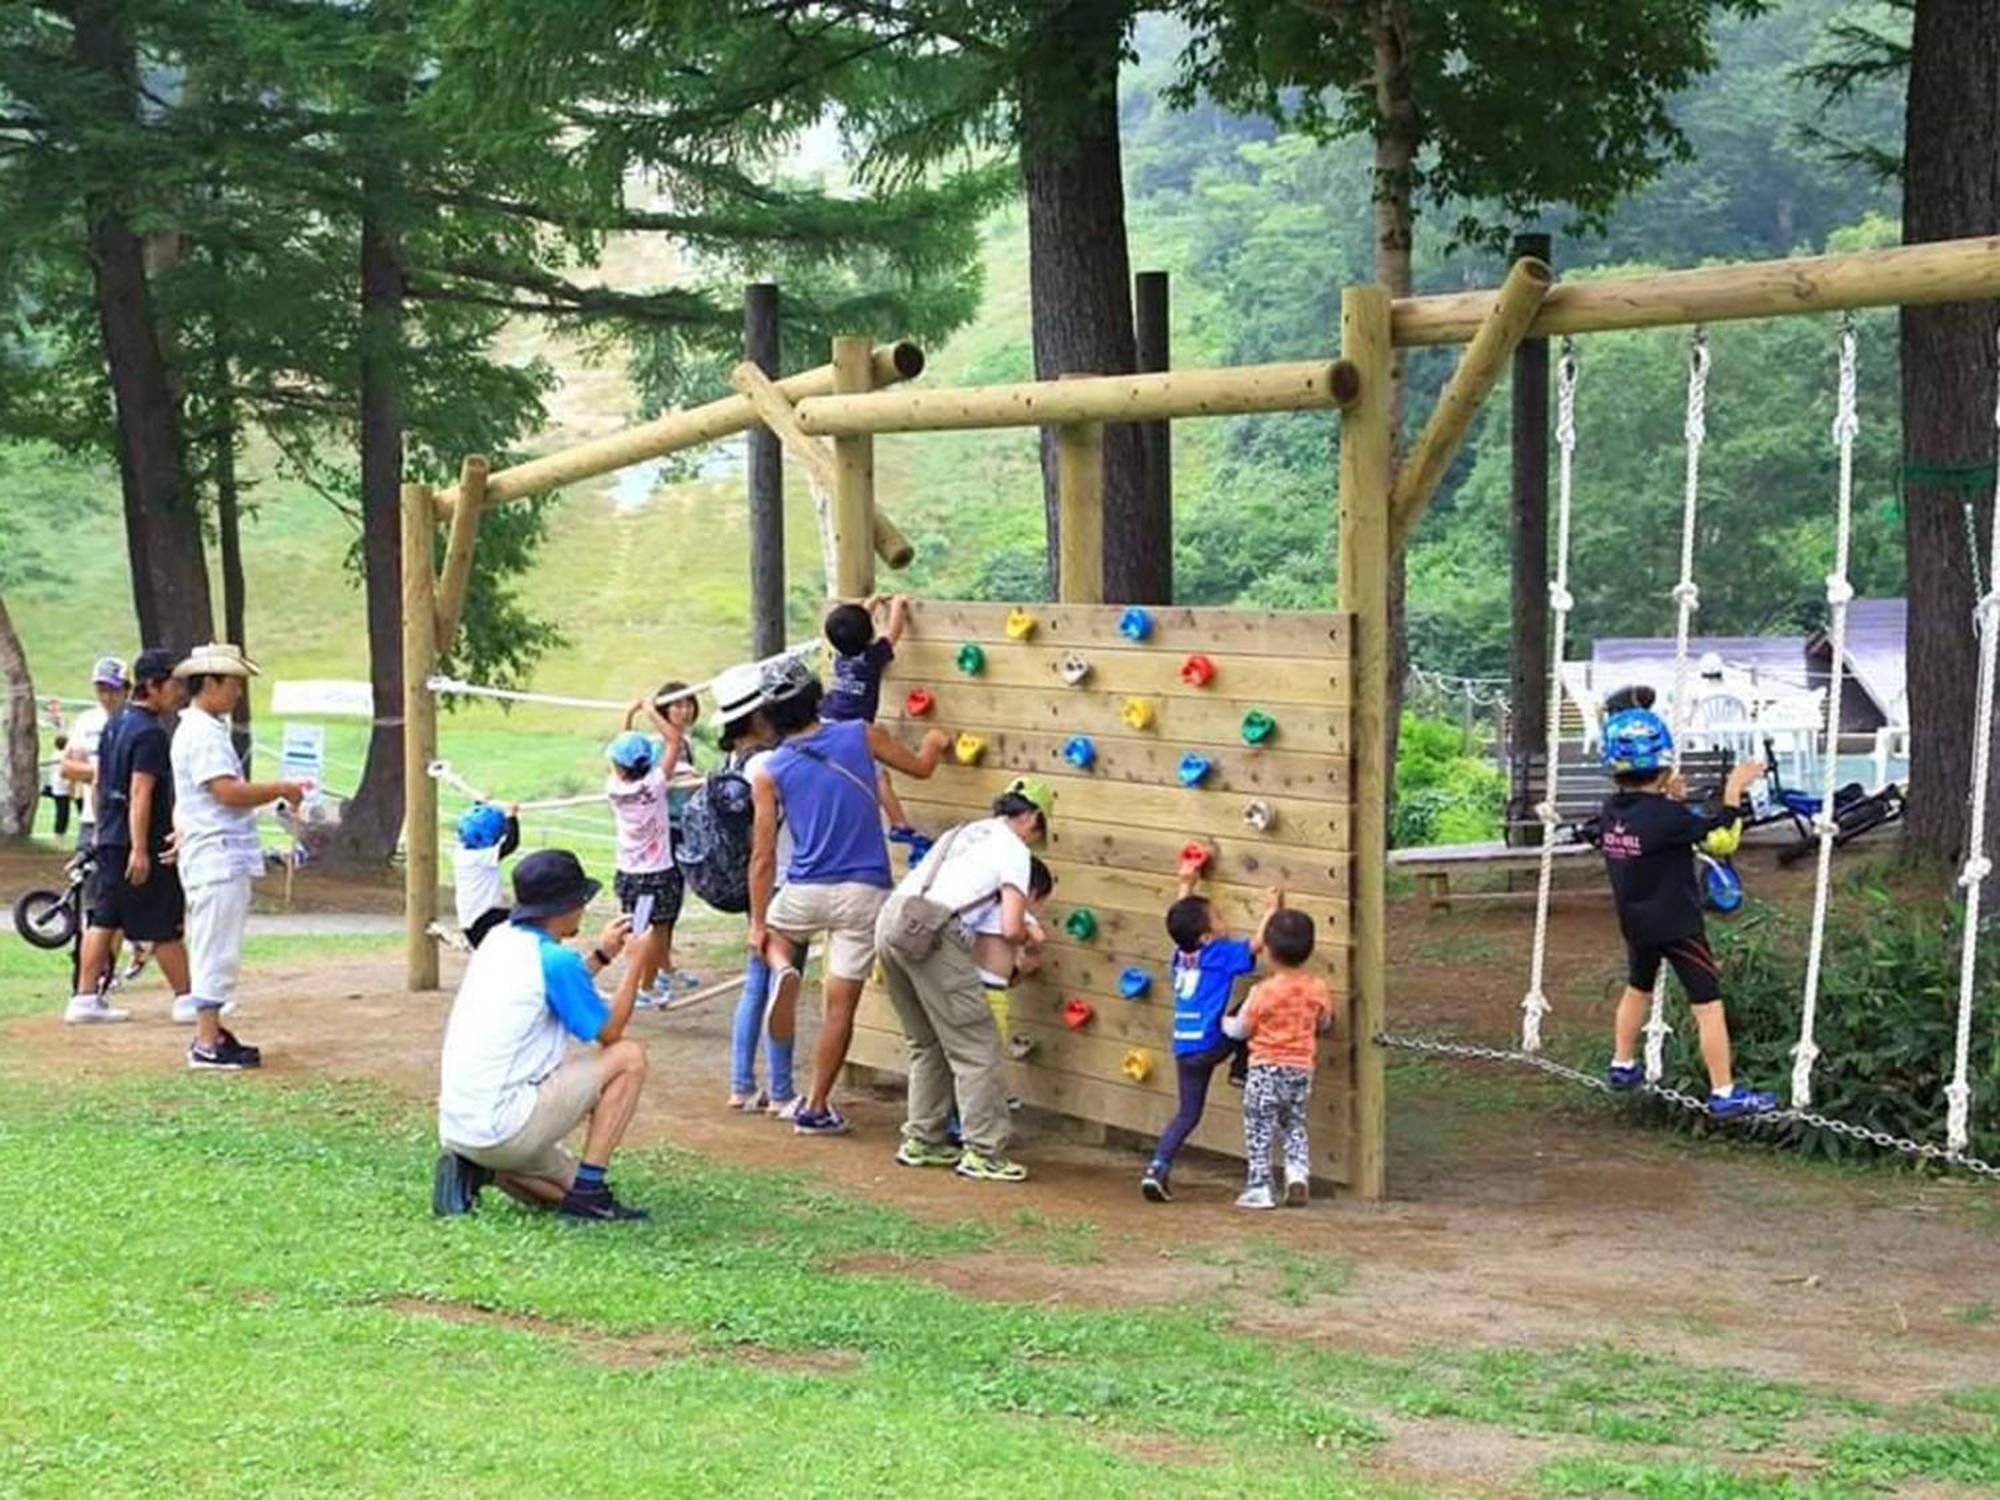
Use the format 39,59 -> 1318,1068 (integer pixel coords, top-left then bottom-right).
1177,752 -> 1214,788
1121,1048 -> 1154,1083
1057,651 -> 1092,687
1120,697 -> 1156,732
1062,997 -> 1095,1031
953,732 -> 987,765
1118,967 -> 1152,1000
1179,653 -> 1216,688
1179,840 -> 1212,871
1241,800 -> 1275,834
1062,734 -> 1097,771
1005,607 -> 1038,641
955,642 -> 986,675
1063,908 -> 1098,941
1007,1033 -> 1038,1061
904,687 -> 936,718
1241,708 -> 1276,745
1118,606 -> 1153,642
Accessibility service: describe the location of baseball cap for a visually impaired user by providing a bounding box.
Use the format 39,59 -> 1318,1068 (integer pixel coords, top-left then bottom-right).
131,648 -> 179,685
607,730 -> 659,772
759,651 -> 818,703
510,849 -> 602,921
91,656 -> 129,689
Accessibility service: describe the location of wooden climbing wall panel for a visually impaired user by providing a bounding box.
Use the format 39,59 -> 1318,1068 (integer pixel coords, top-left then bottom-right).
849,599 -> 1357,1184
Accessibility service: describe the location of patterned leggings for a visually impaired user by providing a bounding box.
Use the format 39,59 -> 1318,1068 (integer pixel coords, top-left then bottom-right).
1243,1064 -> 1313,1187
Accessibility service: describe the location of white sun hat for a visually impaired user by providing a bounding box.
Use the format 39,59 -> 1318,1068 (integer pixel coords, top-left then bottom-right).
174,642 -> 262,679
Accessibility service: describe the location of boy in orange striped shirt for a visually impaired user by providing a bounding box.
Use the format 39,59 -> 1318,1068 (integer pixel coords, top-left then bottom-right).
1223,905 -> 1332,1209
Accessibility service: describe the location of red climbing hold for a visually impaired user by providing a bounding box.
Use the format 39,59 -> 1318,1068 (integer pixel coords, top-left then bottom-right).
1062,997 -> 1095,1031
1179,840 -> 1212,871
1179,653 -> 1216,688
905,687 -> 936,718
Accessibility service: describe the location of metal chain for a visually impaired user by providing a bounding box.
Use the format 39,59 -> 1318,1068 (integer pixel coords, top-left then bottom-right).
1376,1033 -> 2000,1179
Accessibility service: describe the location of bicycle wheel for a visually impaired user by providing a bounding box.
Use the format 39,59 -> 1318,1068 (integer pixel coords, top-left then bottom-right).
13,888 -> 77,950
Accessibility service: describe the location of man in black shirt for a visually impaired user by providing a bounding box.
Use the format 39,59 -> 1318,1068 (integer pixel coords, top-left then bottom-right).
67,650 -> 194,1025
1596,704 -> 1774,1119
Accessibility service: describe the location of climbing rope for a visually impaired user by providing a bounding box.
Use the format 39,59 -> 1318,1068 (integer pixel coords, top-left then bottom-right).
1520,339 -> 1580,1054
1644,328 -> 1711,1081
1944,325 -> 2000,1155
428,760 -> 606,811
1792,318 -> 1861,1109
426,640 -> 820,713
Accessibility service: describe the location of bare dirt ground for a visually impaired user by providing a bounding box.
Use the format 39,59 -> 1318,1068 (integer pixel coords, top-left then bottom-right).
5,839 -> 1996,1492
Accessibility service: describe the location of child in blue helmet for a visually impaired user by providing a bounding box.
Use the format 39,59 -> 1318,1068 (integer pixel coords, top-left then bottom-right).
1596,705 -> 1773,1118
453,802 -> 521,948
606,701 -> 688,1020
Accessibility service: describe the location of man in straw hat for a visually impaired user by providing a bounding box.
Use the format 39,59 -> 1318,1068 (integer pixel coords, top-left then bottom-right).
170,643 -> 308,1071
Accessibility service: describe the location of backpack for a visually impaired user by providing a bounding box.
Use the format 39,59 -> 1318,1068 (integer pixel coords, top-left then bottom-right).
674,765 -> 757,914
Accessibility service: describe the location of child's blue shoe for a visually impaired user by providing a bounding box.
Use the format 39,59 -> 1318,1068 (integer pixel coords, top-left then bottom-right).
1707,1085 -> 1777,1120
1606,1062 -> 1644,1091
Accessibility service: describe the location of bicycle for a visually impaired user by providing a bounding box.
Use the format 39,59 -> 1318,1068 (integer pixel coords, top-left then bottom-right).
11,847 -> 152,996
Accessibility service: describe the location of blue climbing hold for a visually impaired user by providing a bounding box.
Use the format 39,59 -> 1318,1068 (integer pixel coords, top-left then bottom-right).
1062,735 -> 1097,770
1118,967 -> 1152,1000
1177,752 -> 1214,788
1118,606 -> 1153,642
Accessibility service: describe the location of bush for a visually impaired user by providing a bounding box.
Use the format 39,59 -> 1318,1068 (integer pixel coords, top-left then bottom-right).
1392,711 -> 1506,848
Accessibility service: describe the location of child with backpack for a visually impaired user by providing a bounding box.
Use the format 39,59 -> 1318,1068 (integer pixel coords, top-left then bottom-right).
453,802 -> 521,948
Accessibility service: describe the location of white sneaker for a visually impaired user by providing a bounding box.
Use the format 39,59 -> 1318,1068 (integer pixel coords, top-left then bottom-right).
171,998 -> 238,1025
64,994 -> 131,1025
1234,1185 -> 1277,1211
1283,1172 -> 1310,1208
767,1097 -> 802,1122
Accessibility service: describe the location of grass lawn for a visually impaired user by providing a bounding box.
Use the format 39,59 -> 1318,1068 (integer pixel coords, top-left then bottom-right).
0,935 -> 1996,1497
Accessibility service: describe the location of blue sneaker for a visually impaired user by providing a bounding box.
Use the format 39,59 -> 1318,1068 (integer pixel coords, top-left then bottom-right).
1606,1063 -> 1644,1091
792,1106 -> 851,1137
1708,1085 -> 1777,1120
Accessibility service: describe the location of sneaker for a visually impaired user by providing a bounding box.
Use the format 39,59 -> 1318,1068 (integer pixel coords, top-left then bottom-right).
895,1136 -> 960,1169
431,1152 -> 494,1216
791,1106 -> 850,1136
1708,1084 -> 1778,1120
1283,1172 -> 1310,1208
557,1184 -> 650,1223
1606,1062 -> 1645,1091
187,1029 -> 262,1071
1234,1185 -> 1277,1211
954,1147 -> 1028,1183
171,997 -> 239,1026
676,971 -> 702,992
727,1091 -> 767,1113
767,1096 -> 802,1122
1140,1166 -> 1173,1203
64,994 -> 130,1025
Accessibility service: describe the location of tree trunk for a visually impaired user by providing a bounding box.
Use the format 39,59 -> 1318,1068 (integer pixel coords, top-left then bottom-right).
1900,0 -> 2000,867
73,1 -> 213,654
331,197 -> 408,865
1019,0 -> 1157,603
1133,269 -> 1173,602
1373,0 -> 1417,808
210,275 -> 253,772
0,595 -> 36,838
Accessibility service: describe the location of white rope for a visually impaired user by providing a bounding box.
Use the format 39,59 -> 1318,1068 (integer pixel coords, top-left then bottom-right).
1645,329 -> 1710,1080
805,474 -> 840,599
429,757 -> 700,812
1521,340 -> 1580,1054
427,640 -> 820,713
1944,324 -> 2000,1154
1792,319 -> 1860,1108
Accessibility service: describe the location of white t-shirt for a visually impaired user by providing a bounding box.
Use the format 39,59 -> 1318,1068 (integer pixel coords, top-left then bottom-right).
898,817 -> 1031,926
70,705 -> 108,824
171,704 -> 264,888
437,923 -> 574,1148
742,747 -> 795,876
606,763 -> 673,874
453,846 -> 505,930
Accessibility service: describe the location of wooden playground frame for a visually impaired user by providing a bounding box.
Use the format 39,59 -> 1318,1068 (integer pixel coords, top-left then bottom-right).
398,233 -> 2000,1199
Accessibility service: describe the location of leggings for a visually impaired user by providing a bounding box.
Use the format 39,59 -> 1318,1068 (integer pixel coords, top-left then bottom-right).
730,953 -> 797,1102
1243,1064 -> 1313,1187
1152,1039 -> 1244,1165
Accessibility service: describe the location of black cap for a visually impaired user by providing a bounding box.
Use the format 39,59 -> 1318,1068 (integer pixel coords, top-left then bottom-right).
510,849 -> 602,921
132,647 -> 179,684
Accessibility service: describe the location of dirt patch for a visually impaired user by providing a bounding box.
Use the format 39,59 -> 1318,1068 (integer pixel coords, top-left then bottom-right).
384,1296 -> 859,1373
1364,1416 -> 1577,1496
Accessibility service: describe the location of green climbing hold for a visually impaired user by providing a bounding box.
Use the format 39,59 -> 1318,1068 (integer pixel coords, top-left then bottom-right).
1241,709 -> 1276,745
1063,908 -> 1098,941
955,642 -> 986,675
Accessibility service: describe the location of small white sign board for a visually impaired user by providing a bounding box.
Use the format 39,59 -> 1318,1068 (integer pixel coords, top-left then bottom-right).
280,723 -> 325,792
270,679 -> 374,718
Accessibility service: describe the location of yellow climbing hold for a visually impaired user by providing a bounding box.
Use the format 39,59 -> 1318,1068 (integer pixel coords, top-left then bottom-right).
1121,1048 -> 1154,1084
1005,607 -> 1038,641
1120,696 -> 1156,731
953,732 -> 987,765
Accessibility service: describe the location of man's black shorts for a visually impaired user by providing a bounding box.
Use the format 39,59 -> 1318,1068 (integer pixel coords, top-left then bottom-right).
1626,934 -> 1722,1004
88,855 -> 186,943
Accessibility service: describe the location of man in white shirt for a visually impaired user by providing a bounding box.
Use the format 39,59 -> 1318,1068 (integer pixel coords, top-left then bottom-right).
60,655 -> 129,850
170,644 -> 305,1071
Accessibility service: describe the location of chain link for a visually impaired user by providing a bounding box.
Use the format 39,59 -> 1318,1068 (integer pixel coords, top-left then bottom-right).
1375,1033 -> 2000,1179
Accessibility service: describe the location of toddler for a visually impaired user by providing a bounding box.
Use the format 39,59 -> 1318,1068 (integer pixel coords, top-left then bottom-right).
452,802 -> 521,948
649,679 -> 704,998
1224,904 -> 1331,1210
969,856 -> 1052,1113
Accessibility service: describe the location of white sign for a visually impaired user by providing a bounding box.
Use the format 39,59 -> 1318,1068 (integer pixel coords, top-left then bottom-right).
280,723 -> 325,792
270,679 -> 374,718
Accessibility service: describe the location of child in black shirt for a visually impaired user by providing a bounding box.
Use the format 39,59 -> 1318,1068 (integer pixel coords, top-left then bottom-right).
1596,704 -> 1775,1119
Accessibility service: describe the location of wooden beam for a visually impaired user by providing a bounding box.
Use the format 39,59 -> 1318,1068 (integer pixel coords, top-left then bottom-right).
793,358 -> 1361,436
433,454 -> 486,648
744,283 -> 785,659
1337,284 -> 1393,1201
830,336 -> 876,598
872,511 -> 914,570
400,482 -> 441,991
1055,373 -> 1104,605
1390,257 -> 1553,549
434,339 -> 925,514
1392,234 -> 2000,347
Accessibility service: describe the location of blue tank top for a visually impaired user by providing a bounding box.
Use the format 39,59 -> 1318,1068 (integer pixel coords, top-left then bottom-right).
766,719 -> 890,888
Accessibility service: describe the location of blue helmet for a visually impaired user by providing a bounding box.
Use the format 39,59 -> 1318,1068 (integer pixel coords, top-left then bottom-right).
1602,709 -> 1674,774
607,730 -> 659,773
457,802 -> 508,850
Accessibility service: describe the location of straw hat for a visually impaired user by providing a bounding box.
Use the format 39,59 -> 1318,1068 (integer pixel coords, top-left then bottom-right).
174,642 -> 262,679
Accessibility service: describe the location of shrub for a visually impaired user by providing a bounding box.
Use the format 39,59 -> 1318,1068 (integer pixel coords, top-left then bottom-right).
1393,711 -> 1506,848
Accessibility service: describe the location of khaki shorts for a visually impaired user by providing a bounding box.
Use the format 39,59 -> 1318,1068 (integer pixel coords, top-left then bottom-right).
768,881 -> 887,982
445,1053 -> 602,1182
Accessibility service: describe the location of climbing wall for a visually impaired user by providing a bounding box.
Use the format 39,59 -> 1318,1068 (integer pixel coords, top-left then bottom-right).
850,599 -> 1357,1184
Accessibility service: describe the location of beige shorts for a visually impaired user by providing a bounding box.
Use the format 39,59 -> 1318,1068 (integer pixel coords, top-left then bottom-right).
446,1053 -> 602,1182
768,881 -> 888,982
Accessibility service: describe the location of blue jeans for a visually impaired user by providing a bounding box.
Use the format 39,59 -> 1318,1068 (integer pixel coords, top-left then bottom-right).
1151,1039 -> 1245,1167
730,954 -> 796,1102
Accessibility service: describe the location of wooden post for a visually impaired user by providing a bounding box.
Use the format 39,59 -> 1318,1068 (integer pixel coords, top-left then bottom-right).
434,454 -> 486,648
830,336 -> 876,598
1134,270 -> 1172,603
400,481 -> 441,991
745,283 -> 784,660
1337,285 -> 1393,1200
1508,234 -> 1552,849
1056,375 -> 1105,604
